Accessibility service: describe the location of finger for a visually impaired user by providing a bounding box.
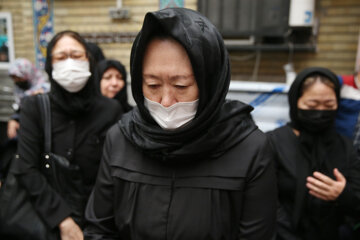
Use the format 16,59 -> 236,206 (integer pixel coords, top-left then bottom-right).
307,176 -> 330,191
333,168 -> 346,183
306,182 -> 329,196
313,171 -> 334,185
308,190 -> 329,201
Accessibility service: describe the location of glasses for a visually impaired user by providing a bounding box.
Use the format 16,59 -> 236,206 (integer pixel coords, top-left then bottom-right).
51,50 -> 87,62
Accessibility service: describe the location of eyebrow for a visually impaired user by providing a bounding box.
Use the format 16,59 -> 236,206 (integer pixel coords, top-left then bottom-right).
142,74 -> 194,80
52,49 -> 85,54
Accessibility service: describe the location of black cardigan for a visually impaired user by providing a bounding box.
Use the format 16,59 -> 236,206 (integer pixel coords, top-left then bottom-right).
16,94 -> 122,228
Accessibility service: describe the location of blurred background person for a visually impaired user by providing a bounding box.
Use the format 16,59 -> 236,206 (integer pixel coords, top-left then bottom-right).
335,68 -> 360,152
7,58 -> 50,139
97,59 -> 132,113
0,58 -> 49,186
267,67 -> 360,240
13,30 -> 122,240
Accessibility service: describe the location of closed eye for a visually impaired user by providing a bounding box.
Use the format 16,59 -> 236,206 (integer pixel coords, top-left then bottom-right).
147,84 -> 160,89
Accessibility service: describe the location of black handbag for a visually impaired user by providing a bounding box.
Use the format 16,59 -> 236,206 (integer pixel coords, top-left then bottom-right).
0,94 -> 84,239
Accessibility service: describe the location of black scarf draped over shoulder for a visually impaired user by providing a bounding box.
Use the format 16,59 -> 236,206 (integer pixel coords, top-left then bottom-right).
287,67 -> 344,227
288,67 -> 341,173
120,8 -> 257,163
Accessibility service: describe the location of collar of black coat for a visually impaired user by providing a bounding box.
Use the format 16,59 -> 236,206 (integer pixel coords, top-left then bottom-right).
119,100 -> 257,163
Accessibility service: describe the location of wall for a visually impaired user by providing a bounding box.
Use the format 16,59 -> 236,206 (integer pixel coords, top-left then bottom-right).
230,0 -> 360,82
53,0 -> 197,70
0,0 -> 35,69
0,0 -> 358,82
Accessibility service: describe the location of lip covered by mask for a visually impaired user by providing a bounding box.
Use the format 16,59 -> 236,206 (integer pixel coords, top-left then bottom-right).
15,81 -> 31,90
52,59 -> 91,93
297,109 -> 337,133
144,97 -> 199,130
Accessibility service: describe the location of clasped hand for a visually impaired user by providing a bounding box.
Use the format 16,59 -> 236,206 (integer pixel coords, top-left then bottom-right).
306,168 -> 346,201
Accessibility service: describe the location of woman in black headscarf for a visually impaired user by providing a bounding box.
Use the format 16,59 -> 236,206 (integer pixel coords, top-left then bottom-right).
267,67 -> 360,240
85,8 -> 276,240
97,59 -> 133,113
14,30 -> 122,239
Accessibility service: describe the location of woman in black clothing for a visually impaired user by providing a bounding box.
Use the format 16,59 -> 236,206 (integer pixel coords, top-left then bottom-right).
97,59 -> 133,113
84,8 -> 277,240
267,67 -> 360,240
15,31 -> 122,239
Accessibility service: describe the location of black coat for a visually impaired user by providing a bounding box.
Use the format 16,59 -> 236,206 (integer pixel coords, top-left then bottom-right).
267,125 -> 360,240
84,122 -> 277,240
15,94 -> 122,229
85,8 -> 277,239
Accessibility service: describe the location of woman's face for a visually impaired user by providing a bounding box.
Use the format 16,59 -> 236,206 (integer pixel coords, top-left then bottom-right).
142,38 -> 199,107
297,81 -> 338,110
101,67 -> 125,98
51,35 -> 87,64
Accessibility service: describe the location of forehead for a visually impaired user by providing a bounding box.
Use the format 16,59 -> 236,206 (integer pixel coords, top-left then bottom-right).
52,35 -> 85,53
300,81 -> 336,99
104,67 -> 121,75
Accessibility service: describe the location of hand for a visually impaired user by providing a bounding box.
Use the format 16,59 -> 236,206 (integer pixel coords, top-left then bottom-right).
306,168 -> 346,201
7,119 -> 19,139
31,89 -> 44,95
59,217 -> 83,240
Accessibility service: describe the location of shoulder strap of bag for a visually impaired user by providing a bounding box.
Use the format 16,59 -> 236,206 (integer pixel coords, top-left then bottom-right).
36,94 -> 51,154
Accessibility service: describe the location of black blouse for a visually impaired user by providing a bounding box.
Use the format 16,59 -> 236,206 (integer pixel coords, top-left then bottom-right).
16,94 -> 122,228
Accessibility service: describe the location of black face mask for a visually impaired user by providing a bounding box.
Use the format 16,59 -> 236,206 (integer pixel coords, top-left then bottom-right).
15,81 -> 31,90
297,109 -> 336,133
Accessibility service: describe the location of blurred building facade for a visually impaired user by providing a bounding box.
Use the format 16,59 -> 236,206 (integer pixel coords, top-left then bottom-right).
0,0 -> 359,130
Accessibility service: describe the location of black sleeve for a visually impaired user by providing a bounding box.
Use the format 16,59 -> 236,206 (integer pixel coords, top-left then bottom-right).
84,131 -> 120,240
15,96 -> 72,229
238,135 -> 277,239
337,141 -> 360,216
266,131 -> 298,240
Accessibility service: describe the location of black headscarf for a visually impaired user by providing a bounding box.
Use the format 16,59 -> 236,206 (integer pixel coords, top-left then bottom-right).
287,67 -> 343,228
45,30 -> 99,116
288,67 -> 340,130
97,59 -> 132,113
86,42 -> 105,64
120,8 -> 257,163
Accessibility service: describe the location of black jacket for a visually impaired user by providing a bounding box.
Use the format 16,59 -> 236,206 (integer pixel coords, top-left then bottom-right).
15,94 -> 121,229
85,120 -> 277,240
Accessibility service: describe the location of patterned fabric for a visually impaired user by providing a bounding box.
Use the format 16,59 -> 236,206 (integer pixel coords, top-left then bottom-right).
335,74 -> 360,140
8,58 -> 50,104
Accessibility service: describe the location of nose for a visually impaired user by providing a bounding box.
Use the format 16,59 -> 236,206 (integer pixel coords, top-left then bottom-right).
160,87 -> 176,107
110,77 -> 119,86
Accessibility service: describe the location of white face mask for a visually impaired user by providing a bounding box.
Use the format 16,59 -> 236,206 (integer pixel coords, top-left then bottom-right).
52,59 -> 91,93
144,97 -> 199,130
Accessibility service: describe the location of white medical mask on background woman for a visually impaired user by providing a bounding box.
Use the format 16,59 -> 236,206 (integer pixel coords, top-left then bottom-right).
144,97 -> 199,130
52,59 -> 91,93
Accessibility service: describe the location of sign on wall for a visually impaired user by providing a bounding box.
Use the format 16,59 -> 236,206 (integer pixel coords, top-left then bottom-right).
32,0 -> 54,69
0,12 -> 15,69
160,0 -> 184,9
